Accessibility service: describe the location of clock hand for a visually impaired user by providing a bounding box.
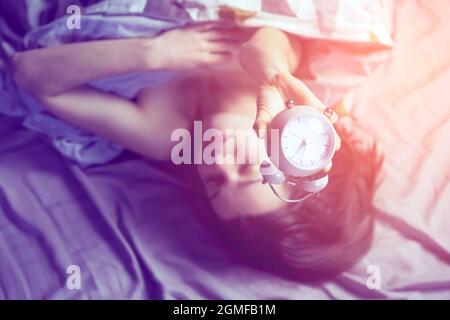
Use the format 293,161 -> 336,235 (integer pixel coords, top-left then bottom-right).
287,131 -> 302,139
291,139 -> 307,161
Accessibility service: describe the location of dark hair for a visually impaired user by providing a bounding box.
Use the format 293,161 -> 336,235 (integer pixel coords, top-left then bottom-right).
219,121 -> 383,282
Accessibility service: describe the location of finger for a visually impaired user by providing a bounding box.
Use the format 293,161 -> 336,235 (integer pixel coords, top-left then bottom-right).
193,22 -> 237,33
256,84 -> 285,114
276,73 -> 340,124
206,40 -> 240,52
253,85 -> 286,138
323,160 -> 332,173
189,22 -> 227,32
253,108 -> 272,139
329,111 -> 339,124
204,51 -> 233,64
203,29 -> 243,42
334,131 -> 341,151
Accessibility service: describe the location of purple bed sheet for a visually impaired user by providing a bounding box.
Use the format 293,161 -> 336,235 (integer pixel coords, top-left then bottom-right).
1,0 -> 450,300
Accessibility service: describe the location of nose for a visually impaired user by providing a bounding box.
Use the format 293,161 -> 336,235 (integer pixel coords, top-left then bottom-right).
212,163 -> 243,184
213,162 -> 261,185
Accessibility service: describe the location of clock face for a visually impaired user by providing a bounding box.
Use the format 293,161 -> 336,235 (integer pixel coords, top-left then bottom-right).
281,113 -> 334,170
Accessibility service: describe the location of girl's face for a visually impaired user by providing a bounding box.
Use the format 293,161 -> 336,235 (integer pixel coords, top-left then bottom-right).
196,113 -> 289,220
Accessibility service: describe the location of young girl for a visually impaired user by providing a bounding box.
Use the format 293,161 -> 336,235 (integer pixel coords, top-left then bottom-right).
12,22 -> 382,281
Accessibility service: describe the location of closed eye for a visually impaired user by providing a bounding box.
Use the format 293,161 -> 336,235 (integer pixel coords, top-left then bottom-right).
204,174 -> 226,199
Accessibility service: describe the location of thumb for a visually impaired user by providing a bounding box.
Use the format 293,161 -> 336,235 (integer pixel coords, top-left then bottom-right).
254,84 -> 285,138
253,108 -> 272,139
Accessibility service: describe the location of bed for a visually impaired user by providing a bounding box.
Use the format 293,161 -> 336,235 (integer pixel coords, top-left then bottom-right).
0,0 -> 449,299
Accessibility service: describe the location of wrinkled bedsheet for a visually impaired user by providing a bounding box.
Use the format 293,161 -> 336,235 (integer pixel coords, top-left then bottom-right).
0,0 -> 450,299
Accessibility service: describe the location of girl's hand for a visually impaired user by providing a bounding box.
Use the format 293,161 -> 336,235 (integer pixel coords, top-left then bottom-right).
254,71 -> 341,148
152,23 -> 242,70
254,72 -> 341,173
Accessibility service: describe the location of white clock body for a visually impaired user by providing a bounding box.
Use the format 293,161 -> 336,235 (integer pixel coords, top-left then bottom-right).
267,105 -> 336,177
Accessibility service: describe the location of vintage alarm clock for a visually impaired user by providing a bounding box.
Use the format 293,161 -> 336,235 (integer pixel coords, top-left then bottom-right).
260,100 -> 337,203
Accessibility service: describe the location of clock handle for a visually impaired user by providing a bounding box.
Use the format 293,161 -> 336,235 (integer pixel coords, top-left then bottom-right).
260,161 -> 329,203
268,183 -> 316,203
301,175 -> 329,193
260,161 -> 286,185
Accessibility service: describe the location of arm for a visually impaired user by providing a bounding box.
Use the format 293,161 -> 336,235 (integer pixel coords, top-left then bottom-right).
12,38 -> 159,97
12,38 -> 158,154
11,24 -> 239,156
